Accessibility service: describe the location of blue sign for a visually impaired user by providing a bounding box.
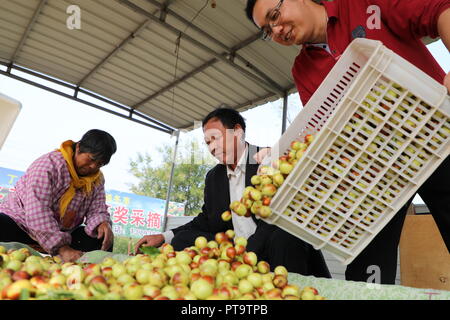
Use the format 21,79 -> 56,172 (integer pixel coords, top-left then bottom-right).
0,167 -> 184,238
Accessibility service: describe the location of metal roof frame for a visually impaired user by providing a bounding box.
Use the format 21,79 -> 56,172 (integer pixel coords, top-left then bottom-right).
0,0 -> 300,131
135,0 -> 286,93
0,0 -> 441,231
0,61 -> 175,133
0,0 -> 295,133
8,0 -> 48,70
119,0 -> 285,100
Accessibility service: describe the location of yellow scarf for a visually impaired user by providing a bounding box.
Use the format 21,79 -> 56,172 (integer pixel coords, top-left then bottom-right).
58,140 -> 102,219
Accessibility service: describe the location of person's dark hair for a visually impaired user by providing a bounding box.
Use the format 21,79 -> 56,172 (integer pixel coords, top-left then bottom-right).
245,0 -> 258,24
202,108 -> 246,132
246,0 -> 324,25
75,129 -> 117,165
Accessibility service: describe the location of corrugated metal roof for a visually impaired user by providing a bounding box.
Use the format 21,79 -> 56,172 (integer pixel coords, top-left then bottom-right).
0,0 -> 300,132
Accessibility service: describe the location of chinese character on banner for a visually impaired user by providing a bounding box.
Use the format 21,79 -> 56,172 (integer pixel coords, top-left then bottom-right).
114,195 -> 121,203
112,224 -> 126,236
105,193 -> 113,202
147,212 -> 161,229
123,197 -> 131,206
113,206 -> 129,225
130,209 -> 145,227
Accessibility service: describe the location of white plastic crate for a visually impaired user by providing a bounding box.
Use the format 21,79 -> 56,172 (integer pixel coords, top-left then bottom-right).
0,93 -> 21,150
262,38 -> 450,265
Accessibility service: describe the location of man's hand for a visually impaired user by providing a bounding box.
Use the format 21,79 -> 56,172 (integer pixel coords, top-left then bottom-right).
134,234 -> 164,255
437,8 -> 449,92
58,245 -> 83,262
253,147 -> 271,164
97,221 -> 114,251
444,72 -> 450,93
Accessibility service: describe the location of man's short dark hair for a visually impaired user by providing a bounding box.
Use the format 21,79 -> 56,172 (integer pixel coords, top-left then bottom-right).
245,0 -> 258,23
202,108 -> 246,132
76,129 -> 117,165
246,0 -> 324,25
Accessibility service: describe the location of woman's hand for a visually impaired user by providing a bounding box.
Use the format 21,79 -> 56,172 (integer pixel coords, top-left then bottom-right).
97,221 -> 114,251
58,245 -> 83,262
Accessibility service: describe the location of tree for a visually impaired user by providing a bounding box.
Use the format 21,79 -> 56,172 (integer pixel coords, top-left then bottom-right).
276,93 -> 302,128
129,138 -> 216,216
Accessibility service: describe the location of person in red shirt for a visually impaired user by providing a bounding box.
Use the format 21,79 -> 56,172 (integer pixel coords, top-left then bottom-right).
245,0 -> 450,284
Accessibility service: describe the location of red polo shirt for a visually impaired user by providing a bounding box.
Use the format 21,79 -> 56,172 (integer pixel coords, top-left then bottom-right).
292,0 -> 450,106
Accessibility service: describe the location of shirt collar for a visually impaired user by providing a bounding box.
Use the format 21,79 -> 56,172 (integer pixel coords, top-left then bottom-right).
304,1 -> 338,50
226,143 -> 248,178
323,0 -> 339,20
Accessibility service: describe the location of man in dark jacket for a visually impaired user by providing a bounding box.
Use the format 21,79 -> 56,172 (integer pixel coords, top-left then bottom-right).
135,108 -> 330,277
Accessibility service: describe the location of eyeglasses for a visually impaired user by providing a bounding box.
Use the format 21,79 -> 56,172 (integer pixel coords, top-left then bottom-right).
261,0 -> 284,41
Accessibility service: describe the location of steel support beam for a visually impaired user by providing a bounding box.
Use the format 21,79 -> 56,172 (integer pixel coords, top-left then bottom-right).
234,84 -> 296,112
133,57 -> 218,109
144,0 -> 282,93
0,62 -> 174,134
75,4 -> 184,130
178,85 -> 295,131
8,0 -> 47,72
281,93 -> 288,133
77,19 -> 154,88
118,0 -> 285,97
132,32 -> 273,109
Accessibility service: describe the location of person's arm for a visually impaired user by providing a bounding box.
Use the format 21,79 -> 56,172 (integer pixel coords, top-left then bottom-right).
438,8 -> 450,48
134,171 -> 214,254
134,204 -> 212,253
368,1 -> 450,92
133,230 -> 173,254
22,158 -> 72,256
83,178 -> 113,250
134,234 -> 165,254
437,8 -> 450,92
371,0 -> 450,39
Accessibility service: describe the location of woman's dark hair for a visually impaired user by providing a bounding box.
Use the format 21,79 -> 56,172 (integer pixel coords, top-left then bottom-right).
202,108 -> 246,132
75,129 -> 117,165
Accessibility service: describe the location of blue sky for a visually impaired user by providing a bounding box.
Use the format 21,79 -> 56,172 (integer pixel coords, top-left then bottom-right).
0,40 -> 448,205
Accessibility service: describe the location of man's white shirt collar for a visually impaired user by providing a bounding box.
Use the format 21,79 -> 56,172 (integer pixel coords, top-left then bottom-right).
226,143 -> 248,178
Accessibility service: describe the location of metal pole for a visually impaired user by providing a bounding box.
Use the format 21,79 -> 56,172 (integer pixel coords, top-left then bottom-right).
162,129 -> 180,231
281,93 -> 288,134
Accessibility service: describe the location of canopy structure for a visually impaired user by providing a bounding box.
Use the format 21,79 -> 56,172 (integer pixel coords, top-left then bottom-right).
0,0 -> 301,134
0,0 -> 440,230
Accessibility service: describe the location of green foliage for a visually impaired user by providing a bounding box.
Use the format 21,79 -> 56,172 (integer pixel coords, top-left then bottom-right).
128,138 -> 215,216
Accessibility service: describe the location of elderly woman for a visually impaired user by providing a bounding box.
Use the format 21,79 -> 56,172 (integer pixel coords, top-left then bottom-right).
0,129 -> 117,262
